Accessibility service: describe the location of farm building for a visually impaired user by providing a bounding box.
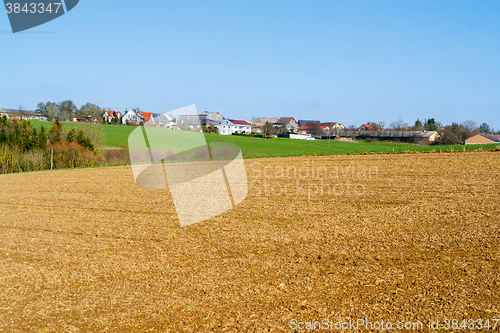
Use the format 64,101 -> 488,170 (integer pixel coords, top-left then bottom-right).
465,134 -> 500,144
216,120 -> 252,135
419,131 -> 440,142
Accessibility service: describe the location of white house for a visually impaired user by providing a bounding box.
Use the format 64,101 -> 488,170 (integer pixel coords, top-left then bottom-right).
329,122 -> 345,130
216,120 -> 252,135
122,109 -> 144,125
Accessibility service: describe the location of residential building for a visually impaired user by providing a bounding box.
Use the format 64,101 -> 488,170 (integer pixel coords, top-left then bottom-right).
247,121 -> 264,133
0,108 -> 38,120
122,109 -> 144,125
255,117 -> 298,132
216,119 -> 252,135
103,110 -> 122,123
150,113 -> 176,127
255,117 -> 279,125
297,120 -> 320,127
358,124 -> 372,131
177,111 -> 224,129
328,122 -> 345,130
297,124 -> 330,135
275,117 -> 298,132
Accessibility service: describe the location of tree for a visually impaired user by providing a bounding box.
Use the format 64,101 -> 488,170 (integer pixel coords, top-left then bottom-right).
367,122 -> 383,131
414,119 -> 424,131
66,128 -> 75,142
307,122 -> 322,136
390,117 -> 408,131
36,101 -> 58,120
424,118 -> 438,131
49,118 -> 63,143
17,105 -> 28,119
479,122 -> 491,134
461,120 -> 477,132
264,121 -> 276,138
38,126 -> 47,149
80,102 -> 102,119
0,128 -> 7,144
279,123 -> 288,135
57,100 -> 77,121
76,129 -> 94,151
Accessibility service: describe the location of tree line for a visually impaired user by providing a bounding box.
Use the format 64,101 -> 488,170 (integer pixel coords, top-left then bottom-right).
36,100 -> 104,121
363,118 -> 498,145
0,117 -> 98,173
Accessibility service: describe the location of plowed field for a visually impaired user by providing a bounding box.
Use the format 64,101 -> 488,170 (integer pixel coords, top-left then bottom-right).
1,152 -> 499,332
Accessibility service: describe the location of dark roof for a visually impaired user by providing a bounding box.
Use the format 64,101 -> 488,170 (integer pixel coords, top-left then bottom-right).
483,134 -> 500,142
276,117 -> 296,124
297,120 -> 320,127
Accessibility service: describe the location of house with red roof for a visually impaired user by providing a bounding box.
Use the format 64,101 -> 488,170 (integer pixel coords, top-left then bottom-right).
102,110 -> 122,123
358,124 -> 372,131
297,124 -> 330,135
216,119 -> 252,135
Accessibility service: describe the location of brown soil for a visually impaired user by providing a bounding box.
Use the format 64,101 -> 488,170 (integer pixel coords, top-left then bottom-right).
0,151 -> 499,332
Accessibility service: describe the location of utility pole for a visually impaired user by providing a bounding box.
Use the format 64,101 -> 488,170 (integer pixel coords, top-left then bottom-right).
51,148 -> 53,170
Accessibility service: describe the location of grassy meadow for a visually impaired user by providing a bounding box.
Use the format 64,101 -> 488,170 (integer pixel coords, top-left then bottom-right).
30,120 -> 500,159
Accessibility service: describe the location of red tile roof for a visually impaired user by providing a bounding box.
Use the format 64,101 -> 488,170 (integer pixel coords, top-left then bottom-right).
140,112 -> 153,121
231,120 -> 251,126
297,125 -> 329,130
483,134 -> 500,142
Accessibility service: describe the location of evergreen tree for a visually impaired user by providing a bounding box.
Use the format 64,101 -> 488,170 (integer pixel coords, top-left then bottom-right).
66,128 -> 75,142
0,128 -> 7,144
38,126 -> 47,149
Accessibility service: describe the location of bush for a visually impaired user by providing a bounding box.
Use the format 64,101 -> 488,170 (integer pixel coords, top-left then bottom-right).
0,145 -> 48,173
49,142 -> 99,169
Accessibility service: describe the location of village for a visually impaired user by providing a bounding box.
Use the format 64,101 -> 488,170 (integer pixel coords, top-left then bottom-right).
1,106 -> 498,145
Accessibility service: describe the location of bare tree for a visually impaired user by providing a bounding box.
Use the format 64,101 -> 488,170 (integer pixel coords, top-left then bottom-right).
307,122 -> 322,136
461,120 -> 478,132
389,117 -> 408,131
279,123 -> 288,135
16,105 -> 27,119
264,121 -> 276,138
80,103 -> 103,119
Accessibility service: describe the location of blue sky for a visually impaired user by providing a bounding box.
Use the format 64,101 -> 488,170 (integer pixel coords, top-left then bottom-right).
1,0 -> 499,129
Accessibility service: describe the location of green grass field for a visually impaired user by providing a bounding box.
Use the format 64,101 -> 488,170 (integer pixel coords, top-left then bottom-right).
30,120 -> 499,158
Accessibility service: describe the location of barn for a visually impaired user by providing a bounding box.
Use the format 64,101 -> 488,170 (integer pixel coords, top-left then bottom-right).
465,134 -> 500,145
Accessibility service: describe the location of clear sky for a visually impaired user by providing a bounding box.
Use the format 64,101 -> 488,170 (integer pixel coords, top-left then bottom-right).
1,0 -> 499,129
